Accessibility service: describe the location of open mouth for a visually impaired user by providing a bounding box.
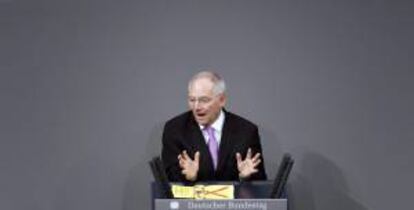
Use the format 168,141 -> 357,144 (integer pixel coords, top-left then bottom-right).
196,113 -> 207,118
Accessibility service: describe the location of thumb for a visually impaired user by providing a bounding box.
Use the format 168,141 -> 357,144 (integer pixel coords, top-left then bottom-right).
194,151 -> 200,163
236,153 -> 242,164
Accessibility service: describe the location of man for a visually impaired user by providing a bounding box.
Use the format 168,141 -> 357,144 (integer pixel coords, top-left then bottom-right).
161,71 -> 267,183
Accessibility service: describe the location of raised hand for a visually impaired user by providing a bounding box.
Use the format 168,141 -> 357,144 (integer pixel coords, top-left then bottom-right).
236,148 -> 261,179
178,150 -> 200,181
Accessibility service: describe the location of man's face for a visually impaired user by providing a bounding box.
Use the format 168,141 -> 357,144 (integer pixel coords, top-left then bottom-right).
188,78 -> 226,126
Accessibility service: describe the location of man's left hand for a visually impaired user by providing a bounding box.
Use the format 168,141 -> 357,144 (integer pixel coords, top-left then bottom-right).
236,148 -> 261,179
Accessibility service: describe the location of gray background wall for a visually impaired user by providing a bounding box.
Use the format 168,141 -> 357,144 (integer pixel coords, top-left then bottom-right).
1,0 -> 413,210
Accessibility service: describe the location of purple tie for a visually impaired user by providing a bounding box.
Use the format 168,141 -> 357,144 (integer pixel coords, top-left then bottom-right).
204,126 -> 218,169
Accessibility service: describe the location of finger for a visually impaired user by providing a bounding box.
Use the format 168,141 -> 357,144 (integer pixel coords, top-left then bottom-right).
252,159 -> 261,168
179,159 -> 185,168
179,151 -> 186,161
246,148 -> 252,159
182,150 -> 190,160
178,155 -> 184,166
181,169 -> 187,175
252,153 -> 261,162
236,153 -> 242,164
194,151 -> 200,163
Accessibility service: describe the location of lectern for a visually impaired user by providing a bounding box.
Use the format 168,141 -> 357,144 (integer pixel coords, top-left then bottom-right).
151,181 -> 287,210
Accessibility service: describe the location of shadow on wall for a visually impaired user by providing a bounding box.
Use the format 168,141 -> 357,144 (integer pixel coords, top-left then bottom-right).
122,123 -> 164,210
259,125 -> 284,179
290,152 -> 368,210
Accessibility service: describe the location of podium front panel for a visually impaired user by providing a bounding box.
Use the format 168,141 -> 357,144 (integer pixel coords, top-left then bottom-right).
155,199 -> 287,210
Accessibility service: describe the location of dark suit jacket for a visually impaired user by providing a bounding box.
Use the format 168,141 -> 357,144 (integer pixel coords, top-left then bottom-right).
161,110 -> 267,183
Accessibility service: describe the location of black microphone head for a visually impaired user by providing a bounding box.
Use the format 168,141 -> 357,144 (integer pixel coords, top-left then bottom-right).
149,156 -> 174,198
270,153 -> 294,198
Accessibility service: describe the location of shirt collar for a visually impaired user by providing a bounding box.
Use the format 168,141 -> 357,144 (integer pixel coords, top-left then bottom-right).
199,109 -> 225,132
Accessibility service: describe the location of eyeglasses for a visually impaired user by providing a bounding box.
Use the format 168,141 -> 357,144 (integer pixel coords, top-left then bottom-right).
188,96 -> 213,105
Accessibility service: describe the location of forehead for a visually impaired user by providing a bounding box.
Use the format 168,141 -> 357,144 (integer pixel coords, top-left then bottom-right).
188,78 -> 215,96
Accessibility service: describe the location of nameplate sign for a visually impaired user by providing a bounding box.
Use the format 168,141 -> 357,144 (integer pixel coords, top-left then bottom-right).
155,199 -> 287,210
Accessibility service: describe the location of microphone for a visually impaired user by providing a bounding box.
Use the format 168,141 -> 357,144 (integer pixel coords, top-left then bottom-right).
270,153 -> 294,198
149,156 -> 174,198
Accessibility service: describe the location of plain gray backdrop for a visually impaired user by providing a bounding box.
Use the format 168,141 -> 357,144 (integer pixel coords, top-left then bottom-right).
1,0 -> 413,210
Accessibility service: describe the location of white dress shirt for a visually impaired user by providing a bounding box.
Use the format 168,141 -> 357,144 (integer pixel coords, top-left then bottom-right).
199,110 -> 225,146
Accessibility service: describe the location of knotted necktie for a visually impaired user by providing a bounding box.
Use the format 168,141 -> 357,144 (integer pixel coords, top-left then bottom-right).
204,126 -> 218,170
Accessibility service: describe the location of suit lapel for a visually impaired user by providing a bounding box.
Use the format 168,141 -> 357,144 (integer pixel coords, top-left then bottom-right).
216,111 -> 236,175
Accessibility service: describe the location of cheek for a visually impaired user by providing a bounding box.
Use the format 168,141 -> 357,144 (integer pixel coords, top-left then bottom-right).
188,103 -> 195,110
204,104 -> 214,111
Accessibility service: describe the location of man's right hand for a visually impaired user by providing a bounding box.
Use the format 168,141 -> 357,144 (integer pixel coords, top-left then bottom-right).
178,150 -> 200,181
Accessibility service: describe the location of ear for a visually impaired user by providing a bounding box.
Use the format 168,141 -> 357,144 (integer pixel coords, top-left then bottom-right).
219,93 -> 227,107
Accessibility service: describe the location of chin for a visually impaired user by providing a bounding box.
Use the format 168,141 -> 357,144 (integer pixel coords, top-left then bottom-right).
198,121 -> 207,126
199,120 -> 209,126
195,118 -> 204,124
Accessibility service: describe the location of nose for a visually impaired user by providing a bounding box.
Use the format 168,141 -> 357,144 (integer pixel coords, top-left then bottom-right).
194,101 -> 201,110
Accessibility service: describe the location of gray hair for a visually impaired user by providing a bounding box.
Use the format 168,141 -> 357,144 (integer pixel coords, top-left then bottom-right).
188,71 -> 226,95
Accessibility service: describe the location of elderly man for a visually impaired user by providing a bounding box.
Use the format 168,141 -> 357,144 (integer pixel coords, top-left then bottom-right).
161,71 -> 267,183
